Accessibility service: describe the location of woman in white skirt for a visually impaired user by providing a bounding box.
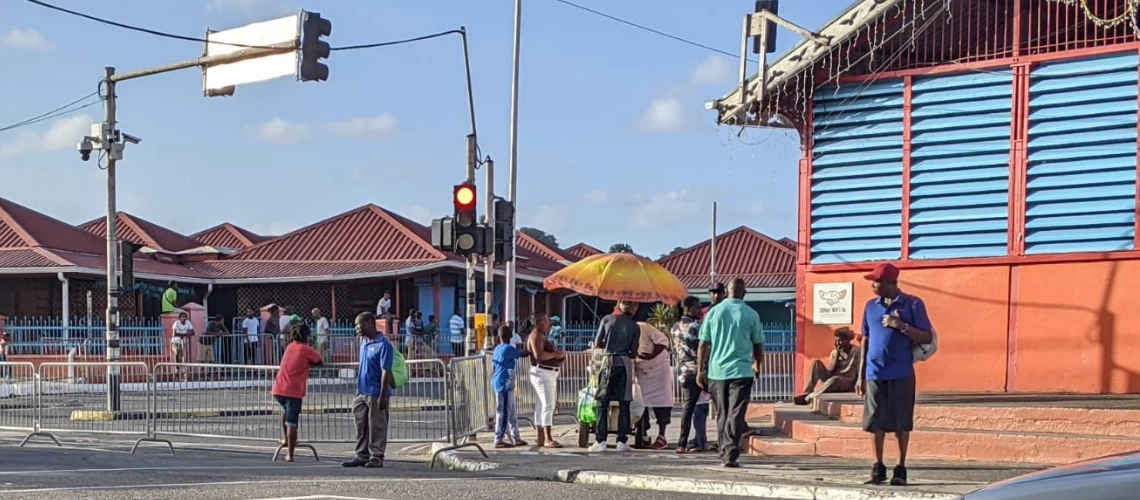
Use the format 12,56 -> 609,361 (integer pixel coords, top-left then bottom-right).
526,313 -> 566,448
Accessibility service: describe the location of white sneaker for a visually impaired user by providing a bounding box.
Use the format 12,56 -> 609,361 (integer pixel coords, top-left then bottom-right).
616,442 -> 632,452
587,442 -> 607,453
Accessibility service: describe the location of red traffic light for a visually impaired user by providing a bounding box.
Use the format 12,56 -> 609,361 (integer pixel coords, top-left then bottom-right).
454,184 -> 476,210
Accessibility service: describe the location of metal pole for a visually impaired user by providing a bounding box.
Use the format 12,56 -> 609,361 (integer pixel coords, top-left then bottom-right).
710,201 -> 718,288
102,67 -> 121,412
505,0 -> 522,325
483,159 -> 495,350
465,134 -> 477,356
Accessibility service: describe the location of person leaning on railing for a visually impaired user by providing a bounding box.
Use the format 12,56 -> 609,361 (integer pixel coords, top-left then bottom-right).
271,323 -> 323,463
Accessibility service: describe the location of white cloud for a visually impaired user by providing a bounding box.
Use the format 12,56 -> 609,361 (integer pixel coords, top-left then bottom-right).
1,28 -> 51,51
249,117 -> 308,145
524,204 -> 567,235
0,114 -> 93,158
688,55 -> 734,86
250,222 -> 297,236
636,97 -> 689,133
628,190 -> 703,229
402,205 -> 433,225
581,190 -> 609,204
326,113 -> 398,139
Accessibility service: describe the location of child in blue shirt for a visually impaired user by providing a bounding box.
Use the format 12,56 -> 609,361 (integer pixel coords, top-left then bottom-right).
492,325 -> 529,448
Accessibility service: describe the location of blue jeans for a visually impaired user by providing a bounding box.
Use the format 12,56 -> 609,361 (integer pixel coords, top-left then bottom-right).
495,389 -> 521,443
691,403 -> 709,450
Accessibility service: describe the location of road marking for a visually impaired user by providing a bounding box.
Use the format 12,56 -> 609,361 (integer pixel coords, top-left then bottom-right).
0,476 -> 510,494
0,464 -> 341,476
245,496 -> 391,500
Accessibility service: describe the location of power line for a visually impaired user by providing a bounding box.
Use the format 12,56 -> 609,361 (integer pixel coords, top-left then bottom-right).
0,92 -> 100,133
25,0 -> 461,51
551,0 -> 756,62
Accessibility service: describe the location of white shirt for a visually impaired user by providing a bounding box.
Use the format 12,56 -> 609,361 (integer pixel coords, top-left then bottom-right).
242,317 -> 261,342
510,333 -> 523,349
449,315 -> 465,343
278,315 -> 291,332
377,297 -> 391,316
405,317 -> 416,341
172,320 -> 193,344
316,317 -> 330,343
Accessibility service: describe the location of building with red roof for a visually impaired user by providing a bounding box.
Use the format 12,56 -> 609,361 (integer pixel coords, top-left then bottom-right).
0,198 -> 566,325
516,232 -> 578,265
657,225 -> 796,324
564,242 -> 603,261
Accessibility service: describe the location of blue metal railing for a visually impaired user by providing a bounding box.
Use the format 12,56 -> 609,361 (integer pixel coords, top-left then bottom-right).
3,316 -> 165,356
557,322 -> 795,352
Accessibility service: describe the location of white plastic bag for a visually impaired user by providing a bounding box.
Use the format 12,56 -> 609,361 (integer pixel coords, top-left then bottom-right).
913,328 -> 937,362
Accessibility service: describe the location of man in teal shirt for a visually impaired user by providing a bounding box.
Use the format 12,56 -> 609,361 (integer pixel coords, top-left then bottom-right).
697,278 -> 764,468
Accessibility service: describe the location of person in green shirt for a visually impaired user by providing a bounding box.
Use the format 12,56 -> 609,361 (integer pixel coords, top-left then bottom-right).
161,281 -> 178,314
697,277 -> 764,468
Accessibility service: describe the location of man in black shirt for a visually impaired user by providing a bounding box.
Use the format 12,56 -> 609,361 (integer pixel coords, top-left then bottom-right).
588,301 -> 642,453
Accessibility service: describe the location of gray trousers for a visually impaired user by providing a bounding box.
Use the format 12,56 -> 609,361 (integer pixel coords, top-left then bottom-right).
353,394 -> 390,461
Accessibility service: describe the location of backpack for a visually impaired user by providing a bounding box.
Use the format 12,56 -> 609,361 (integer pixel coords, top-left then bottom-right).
391,350 -> 409,389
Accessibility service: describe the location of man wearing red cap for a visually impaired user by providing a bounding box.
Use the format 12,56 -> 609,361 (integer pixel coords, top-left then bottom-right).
856,263 -> 934,487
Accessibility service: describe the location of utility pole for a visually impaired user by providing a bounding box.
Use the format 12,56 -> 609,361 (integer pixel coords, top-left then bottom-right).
464,134 -> 478,356
102,67 -> 121,412
504,0 -> 522,325
710,201 -> 718,289
483,158 -> 495,351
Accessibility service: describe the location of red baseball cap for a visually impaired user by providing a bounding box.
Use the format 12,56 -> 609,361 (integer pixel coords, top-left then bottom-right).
864,263 -> 900,281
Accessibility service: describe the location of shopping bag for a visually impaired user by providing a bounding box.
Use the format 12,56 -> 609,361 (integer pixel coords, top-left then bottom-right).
391,350 -> 409,389
577,387 -> 599,425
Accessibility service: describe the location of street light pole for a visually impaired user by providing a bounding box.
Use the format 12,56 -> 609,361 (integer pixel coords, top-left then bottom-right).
102,67 -> 122,412
505,0 -> 522,325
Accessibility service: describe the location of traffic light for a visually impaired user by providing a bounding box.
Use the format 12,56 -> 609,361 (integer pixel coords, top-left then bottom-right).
431,217 -> 455,251
753,0 -> 779,54
494,198 -> 515,262
300,12 -> 332,82
453,183 -> 479,256
119,240 -> 143,290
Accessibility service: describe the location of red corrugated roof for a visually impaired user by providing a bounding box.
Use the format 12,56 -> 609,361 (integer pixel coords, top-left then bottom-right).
187,260 -> 438,280
191,223 -> 267,250
565,243 -> 603,260
517,232 -> 577,264
81,212 -> 203,253
231,205 -> 444,262
57,251 -> 209,279
658,226 -> 796,290
0,198 -> 106,254
0,248 -> 64,268
778,237 -> 797,251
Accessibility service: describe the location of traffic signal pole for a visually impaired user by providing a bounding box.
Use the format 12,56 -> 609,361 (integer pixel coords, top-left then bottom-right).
504,0 -> 522,325
102,67 -> 121,412
464,134 -> 478,356
483,159 -> 495,351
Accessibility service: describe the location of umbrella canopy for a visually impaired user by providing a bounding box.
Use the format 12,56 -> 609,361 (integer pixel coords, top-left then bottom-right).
543,252 -> 688,304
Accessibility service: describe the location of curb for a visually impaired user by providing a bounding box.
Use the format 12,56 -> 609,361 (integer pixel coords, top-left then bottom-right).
436,450 -> 957,500
70,404 -> 447,421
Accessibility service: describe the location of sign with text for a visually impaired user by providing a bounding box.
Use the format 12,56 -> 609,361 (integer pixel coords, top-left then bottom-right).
813,282 -> 853,325
204,14 -> 300,92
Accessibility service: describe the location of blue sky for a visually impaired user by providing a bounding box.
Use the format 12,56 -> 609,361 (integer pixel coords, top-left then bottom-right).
1,0 -> 844,257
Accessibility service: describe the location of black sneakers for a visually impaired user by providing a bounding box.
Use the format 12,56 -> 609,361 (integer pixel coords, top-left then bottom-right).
865,462 -> 887,485
865,463 -> 908,486
890,465 -> 908,486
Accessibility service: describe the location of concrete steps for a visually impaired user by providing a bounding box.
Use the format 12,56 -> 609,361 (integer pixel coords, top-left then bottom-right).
747,398 -> 1140,465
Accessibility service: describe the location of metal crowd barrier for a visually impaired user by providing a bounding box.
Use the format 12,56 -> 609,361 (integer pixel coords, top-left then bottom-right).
0,362 -> 39,444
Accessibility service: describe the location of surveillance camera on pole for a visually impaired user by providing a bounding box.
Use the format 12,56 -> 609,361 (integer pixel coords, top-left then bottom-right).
77,123 -> 139,162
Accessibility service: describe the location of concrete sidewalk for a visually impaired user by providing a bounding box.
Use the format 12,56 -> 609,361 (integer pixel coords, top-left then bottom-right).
431,423 -> 1039,499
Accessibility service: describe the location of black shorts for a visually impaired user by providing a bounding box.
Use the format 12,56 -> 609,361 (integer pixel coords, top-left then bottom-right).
862,375 -> 916,433
641,406 -> 672,426
275,395 -> 303,428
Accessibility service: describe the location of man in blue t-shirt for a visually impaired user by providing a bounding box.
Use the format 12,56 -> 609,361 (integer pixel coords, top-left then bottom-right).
491,325 -> 528,448
342,312 -> 394,469
856,263 -> 934,487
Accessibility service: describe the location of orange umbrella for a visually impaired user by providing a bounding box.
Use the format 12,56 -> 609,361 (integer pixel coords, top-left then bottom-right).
543,252 -> 688,304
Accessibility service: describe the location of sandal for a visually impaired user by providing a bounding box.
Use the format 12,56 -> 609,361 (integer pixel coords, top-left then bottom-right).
283,456 -> 295,463
544,441 -> 563,449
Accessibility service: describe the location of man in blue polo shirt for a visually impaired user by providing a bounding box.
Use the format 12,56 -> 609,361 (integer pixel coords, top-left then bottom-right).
856,263 -> 934,487
342,312 -> 394,469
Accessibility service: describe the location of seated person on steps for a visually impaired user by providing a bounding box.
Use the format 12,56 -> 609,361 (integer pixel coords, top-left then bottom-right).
794,327 -> 861,406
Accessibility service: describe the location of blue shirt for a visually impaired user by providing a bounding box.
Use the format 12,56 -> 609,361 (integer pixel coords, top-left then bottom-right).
491,344 -> 523,392
861,292 -> 933,381
357,336 -> 394,398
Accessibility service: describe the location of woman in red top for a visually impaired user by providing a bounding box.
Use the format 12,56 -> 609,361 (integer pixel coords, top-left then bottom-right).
271,324 -> 323,462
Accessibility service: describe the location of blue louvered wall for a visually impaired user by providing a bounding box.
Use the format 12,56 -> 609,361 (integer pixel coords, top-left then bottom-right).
1024,53 -> 1138,254
908,72 -> 1013,259
810,80 -> 905,264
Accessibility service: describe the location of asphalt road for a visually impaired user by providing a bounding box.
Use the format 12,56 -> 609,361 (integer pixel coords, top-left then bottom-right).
0,443 -> 764,500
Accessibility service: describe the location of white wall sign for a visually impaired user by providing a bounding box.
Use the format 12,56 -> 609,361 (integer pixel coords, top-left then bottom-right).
813,282 -> 853,325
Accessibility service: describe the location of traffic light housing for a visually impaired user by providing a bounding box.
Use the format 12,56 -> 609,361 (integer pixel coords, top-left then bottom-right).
453,183 -> 479,256
300,11 -> 332,82
494,198 -> 515,262
119,240 -> 143,290
753,0 -> 779,54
